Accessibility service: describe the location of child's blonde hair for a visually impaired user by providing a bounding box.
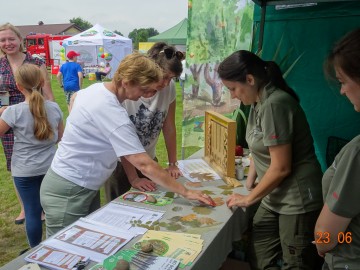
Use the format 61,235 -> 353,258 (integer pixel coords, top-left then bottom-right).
14,64 -> 53,140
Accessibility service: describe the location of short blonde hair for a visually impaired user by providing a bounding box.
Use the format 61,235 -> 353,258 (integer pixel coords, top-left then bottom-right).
113,52 -> 162,88
0,23 -> 24,54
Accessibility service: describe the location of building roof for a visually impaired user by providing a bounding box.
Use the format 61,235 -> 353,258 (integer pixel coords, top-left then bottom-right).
16,23 -> 82,37
148,18 -> 187,45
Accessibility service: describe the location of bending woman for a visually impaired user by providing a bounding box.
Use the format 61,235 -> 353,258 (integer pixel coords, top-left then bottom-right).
105,42 -> 184,200
218,50 -> 323,269
40,53 -> 214,238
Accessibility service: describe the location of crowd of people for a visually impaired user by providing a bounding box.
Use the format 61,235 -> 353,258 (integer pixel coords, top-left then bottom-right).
1,21 -> 359,269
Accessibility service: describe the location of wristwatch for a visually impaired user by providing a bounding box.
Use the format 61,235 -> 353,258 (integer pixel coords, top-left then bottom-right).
168,161 -> 179,166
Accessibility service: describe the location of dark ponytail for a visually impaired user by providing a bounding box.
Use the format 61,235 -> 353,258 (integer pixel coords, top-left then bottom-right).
218,50 -> 299,102
265,61 -> 299,102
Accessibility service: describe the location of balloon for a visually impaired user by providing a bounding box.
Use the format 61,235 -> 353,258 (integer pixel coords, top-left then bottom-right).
99,47 -> 104,52
60,48 -> 65,53
105,53 -> 113,61
62,43 -> 68,47
60,42 -> 63,46
101,54 -> 105,58
104,53 -> 109,58
98,53 -> 102,57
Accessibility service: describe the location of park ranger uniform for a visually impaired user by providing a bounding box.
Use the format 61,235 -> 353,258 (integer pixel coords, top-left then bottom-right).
322,135 -> 360,269
246,84 -> 323,269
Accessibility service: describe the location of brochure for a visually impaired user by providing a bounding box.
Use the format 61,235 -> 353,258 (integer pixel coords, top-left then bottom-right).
25,245 -> 89,270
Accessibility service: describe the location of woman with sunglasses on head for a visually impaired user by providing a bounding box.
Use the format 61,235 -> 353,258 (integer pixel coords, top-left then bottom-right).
218,50 -> 324,269
315,28 -> 360,269
0,23 -> 55,225
104,42 -> 184,201
40,52 -> 214,238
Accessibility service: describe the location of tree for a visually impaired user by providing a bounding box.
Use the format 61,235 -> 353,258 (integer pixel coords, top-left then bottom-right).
114,30 -> 124,36
70,17 -> 93,31
128,28 -> 159,50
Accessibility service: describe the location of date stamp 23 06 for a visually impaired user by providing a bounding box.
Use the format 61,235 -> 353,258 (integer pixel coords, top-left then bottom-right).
315,232 -> 352,244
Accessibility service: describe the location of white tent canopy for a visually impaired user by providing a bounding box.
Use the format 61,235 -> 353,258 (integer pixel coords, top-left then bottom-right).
63,24 -> 132,79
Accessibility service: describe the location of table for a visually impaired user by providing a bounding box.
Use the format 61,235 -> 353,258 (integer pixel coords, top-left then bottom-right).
1,155 -> 252,270
83,67 -> 99,77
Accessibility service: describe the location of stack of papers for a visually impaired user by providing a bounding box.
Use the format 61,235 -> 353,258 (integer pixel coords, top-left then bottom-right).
90,249 -> 180,270
25,203 -> 166,267
134,230 -> 204,268
25,245 -> 89,270
41,219 -> 135,263
86,202 -> 165,235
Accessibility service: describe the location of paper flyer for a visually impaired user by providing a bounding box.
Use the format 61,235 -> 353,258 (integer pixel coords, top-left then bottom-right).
25,245 -> 89,270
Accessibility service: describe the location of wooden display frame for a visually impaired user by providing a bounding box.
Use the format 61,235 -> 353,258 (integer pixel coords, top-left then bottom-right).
204,110 -> 241,187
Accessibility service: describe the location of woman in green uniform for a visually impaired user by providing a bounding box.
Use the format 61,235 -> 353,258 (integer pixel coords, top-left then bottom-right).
315,28 -> 360,269
218,50 -> 323,269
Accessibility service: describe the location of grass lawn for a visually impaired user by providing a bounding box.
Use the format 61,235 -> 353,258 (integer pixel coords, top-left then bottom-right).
0,75 -> 198,266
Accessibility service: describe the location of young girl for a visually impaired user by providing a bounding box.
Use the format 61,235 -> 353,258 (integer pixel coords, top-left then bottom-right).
0,63 -> 63,248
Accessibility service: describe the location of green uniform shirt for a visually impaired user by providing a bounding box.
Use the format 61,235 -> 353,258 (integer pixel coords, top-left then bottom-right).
246,85 -> 323,214
322,135 -> 360,265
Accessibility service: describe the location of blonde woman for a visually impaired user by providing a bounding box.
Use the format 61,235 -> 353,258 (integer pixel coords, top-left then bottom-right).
40,53 -> 215,238
105,42 -> 184,201
0,23 -> 55,224
0,64 -> 63,248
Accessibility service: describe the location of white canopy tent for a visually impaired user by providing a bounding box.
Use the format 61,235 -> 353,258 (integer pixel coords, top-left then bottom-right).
62,24 -> 132,79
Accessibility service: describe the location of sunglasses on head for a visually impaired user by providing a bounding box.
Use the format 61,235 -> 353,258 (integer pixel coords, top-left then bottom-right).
160,48 -> 184,60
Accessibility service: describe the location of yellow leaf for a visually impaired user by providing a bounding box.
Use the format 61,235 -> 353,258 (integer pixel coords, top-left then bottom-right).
180,214 -> 197,222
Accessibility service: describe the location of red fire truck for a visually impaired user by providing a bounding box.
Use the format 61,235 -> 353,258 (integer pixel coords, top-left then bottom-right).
25,34 -> 71,67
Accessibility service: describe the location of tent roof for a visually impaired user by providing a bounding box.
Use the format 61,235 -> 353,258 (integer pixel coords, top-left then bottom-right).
63,24 -> 131,45
148,18 -> 187,45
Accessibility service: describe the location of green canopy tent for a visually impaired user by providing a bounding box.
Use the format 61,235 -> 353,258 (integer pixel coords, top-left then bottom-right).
148,18 -> 187,50
249,0 -> 360,170
252,0 -> 359,52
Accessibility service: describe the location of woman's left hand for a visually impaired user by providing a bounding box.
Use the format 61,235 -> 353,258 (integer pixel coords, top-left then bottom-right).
226,193 -> 249,208
166,165 -> 183,179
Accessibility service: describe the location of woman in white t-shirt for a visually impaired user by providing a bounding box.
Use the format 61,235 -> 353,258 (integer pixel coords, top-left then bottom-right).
104,42 -> 185,201
0,64 -> 63,248
40,53 -> 215,238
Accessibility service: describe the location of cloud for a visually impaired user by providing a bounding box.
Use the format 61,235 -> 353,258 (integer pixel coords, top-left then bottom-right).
1,0 -> 188,37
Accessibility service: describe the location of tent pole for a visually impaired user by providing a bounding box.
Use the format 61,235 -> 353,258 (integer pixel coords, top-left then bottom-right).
257,1 -> 267,54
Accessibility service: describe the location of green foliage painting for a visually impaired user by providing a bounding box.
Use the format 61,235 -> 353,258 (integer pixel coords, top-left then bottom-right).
182,0 -> 254,148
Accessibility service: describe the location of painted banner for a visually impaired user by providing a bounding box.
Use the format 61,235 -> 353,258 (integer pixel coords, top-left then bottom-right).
182,0 -> 254,152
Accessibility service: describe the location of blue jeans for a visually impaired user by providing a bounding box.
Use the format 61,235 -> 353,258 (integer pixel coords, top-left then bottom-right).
14,175 -> 44,247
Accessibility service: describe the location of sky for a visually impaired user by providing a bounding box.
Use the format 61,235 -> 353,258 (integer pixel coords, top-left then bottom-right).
1,0 -> 188,37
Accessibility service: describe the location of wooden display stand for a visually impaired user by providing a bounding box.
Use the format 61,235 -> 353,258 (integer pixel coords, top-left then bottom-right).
204,110 -> 241,187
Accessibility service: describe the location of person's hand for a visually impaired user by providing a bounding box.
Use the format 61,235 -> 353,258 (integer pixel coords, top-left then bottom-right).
226,193 -> 249,208
184,189 -> 216,207
166,165 -> 183,179
131,177 -> 157,192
